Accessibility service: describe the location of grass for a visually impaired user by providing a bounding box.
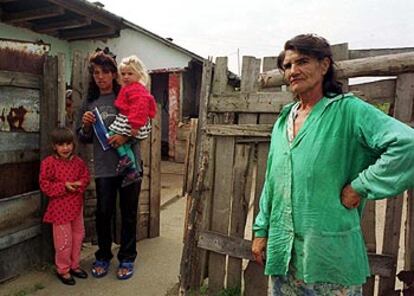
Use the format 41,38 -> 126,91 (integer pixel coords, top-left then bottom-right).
5,282 -> 45,296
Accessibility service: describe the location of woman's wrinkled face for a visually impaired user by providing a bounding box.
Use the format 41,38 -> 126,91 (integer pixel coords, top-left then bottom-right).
92,64 -> 116,94
282,50 -> 329,97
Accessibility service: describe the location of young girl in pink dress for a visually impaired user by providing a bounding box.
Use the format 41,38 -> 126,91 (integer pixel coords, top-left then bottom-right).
108,55 -> 157,187
39,127 -> 90,285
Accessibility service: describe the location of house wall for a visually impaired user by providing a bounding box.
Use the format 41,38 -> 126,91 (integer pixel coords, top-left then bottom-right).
70,28 -> 193,70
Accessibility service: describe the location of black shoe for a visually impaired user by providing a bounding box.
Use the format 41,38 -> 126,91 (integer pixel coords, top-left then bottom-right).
70,268 -> 88,279
57,272 -> 76,285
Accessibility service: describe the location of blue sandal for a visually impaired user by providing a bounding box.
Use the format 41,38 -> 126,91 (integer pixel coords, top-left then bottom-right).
91,260 -> 110,278
117,261 -> 134,280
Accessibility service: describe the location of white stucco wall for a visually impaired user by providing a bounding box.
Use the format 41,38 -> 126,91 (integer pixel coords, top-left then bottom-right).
70,28 -> 194,70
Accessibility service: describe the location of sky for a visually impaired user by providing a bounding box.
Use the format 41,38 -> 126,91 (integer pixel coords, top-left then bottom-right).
96,0 -> 414,74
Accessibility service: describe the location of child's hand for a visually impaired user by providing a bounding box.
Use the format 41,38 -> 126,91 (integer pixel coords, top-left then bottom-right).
130,128 -> 139,137
65,182 -> 78,192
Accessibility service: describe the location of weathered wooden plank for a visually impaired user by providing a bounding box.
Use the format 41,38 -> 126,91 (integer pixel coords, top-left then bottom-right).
406,190 -> 414,271
198,231 -> 394,277
39,55 -> 58,262
361,200 -> 376,296
227,144 -> 251,289
57,53 -> 66,127
0,70 -> 41,89
182,119 -> 198,196
149,107 -> 161,238
209,92 -> 292,113
332,43 -> 349,92
0,191 -> 40,232
208,57 -> 234,294
0,86 -> 40,132
262,56 -> 278,72
180,59 -> 214,293
0,132 -> 39,152
212,57 -> 228,95
0,149 -> 38,165
350,48 -> 414,59
393,73 -> 414,123
0,224 -> 41,251
239,56 -> 269,296
260,52 -> 414,88
349,79 -> 396,105
204,124 -> 273,137
378,195 -> 404,295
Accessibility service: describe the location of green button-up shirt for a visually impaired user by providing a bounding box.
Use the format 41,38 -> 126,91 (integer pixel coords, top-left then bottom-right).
253,93 -> 414,285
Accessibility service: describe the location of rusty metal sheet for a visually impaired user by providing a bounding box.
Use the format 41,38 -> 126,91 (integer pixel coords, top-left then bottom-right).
0,86 -> 40,132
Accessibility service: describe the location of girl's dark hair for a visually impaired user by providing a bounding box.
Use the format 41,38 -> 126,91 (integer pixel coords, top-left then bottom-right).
50,127 -> 75,145
277,34 -> 343,97
87,50 -> 121,101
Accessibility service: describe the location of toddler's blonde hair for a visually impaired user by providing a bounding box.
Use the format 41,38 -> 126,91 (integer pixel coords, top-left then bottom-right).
119,55 -> 150,87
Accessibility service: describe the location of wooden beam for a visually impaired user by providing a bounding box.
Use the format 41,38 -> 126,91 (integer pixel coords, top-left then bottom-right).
0,70 -> 41,89
349,79 -> 396,104
350,47 -> 414,59
0,224 -> 41,251
209,92 -> 292,113
59,26 -> 116,40
204,124 -> 273,137
198,230 -> 395,277
2,6 -> 65,23
47,0 -> 123,28
260,52 -> 414,88
33,17 -> 91,33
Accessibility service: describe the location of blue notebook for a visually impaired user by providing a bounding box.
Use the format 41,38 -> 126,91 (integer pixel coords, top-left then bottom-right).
92,107 -> 111,151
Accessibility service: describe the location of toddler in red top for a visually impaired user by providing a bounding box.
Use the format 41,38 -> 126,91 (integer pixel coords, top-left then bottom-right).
39,127 -> 90,285
108,55 -> 157,187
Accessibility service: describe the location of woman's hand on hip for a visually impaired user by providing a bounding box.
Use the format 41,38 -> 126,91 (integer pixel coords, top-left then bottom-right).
108,134 -> 129,148
252,237 -> 267,265
341,184 -> 361,209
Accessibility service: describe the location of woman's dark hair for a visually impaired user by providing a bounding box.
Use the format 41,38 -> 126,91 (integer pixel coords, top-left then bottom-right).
277,34 -> 342,97
87,50 -> 121,101
50,127 -> 75,145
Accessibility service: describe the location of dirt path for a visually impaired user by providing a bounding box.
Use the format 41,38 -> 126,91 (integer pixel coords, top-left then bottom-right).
0,161 -> 185,296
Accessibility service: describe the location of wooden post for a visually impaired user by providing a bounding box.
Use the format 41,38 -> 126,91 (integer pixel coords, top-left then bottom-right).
149,104 -> 161,238
179,59 -> 214,294
241,56 -> 269,296
207,57 -> 233,295
406,190 -> 414,271
57,53 -> 66,127
40,55 -> 59,262
362,201 -> 376,296
331,43 -> 349,92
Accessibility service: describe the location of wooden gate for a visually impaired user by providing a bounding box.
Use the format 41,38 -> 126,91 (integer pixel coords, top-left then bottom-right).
180,47 -> 414,295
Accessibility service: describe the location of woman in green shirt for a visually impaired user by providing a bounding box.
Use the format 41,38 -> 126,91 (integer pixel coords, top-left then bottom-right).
252,34 -> 414,296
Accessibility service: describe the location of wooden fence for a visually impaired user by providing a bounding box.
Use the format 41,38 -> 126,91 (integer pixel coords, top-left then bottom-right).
180,46 -> 414,296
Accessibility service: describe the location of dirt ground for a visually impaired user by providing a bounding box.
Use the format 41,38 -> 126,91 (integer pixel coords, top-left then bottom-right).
0,161 -> 185,296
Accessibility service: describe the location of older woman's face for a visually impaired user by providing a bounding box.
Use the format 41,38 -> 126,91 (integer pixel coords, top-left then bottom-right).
92,64 -> 116,94
282,50 -> 329,97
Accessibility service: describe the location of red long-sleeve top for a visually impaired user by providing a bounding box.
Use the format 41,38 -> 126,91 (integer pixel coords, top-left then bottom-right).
39,155 -> 90,224
114,82 -> 157,129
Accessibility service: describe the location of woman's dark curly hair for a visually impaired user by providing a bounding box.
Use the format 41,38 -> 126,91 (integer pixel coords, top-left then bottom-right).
87,50 -> 121,101
277,34 -> 342,97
